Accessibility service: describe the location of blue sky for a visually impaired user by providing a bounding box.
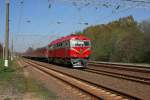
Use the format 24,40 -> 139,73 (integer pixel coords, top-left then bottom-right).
0,0 -> 150,52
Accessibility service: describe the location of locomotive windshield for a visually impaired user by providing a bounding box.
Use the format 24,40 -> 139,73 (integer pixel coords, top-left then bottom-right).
84,41 -> 90,46
70,40 -> 90,47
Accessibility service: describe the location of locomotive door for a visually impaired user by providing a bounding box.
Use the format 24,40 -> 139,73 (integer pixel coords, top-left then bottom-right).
64,40 -> 69,58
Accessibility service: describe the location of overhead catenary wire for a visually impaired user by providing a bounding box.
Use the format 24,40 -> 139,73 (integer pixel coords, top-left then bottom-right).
121,0 -> 150,4
94,4 -> 140,24
15,0 -> 25,52
17,0 -> 24,35
59,0 -> 150,25
14,0 -> 150,52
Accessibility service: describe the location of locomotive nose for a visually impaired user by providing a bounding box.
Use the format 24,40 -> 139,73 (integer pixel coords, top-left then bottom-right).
79,49 -> 83,54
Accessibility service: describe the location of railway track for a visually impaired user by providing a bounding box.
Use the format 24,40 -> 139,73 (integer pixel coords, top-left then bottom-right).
83,67 -> 150,84
89,61 -> 150,72
21,59 -> 150,100
87,61 -> 150,84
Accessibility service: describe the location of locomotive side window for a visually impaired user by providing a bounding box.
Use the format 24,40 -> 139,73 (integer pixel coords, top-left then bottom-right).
48,45 -> 53,50
65,41 -> 70,47
54,44 -> 57,49
66,42 -> 68,46
61,41 -> 65,48
60,43 -> 62,47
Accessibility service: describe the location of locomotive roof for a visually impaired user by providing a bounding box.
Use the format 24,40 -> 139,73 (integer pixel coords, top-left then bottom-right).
48,34 -> 90,46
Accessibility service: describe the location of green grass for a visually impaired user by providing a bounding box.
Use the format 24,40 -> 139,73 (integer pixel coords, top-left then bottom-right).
0,58 -> 4,67
0,58 -> 58,100
0,59 -> 14,82
3,98 -> 12,100
26,78 -> 58,100
0,59 -> 26,94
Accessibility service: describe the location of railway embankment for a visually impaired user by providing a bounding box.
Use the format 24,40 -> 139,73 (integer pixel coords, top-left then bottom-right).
0,58 -> 57,100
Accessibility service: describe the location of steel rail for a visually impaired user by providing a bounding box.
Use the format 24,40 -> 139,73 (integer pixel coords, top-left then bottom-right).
89,61 -> 150,71
24,59 -> 140,100
87,61 -> 150,85
24,61 -> 103,100
88,62 -> 150,82
88,62 -> 150,76
83,68 -> 150,84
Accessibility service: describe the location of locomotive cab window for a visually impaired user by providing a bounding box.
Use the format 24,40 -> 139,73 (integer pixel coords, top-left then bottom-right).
84,41 -> 90,46
70,40 -> 90,47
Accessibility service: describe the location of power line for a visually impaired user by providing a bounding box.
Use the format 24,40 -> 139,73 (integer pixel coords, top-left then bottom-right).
17,0 -> 24,35
15,0 -> 25,52
121,0 -> 150,4
95,4 -> 139,24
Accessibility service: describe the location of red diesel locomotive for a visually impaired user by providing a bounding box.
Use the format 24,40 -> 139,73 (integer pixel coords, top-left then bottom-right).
24,34 -> 91,68
47,34 -> 91,67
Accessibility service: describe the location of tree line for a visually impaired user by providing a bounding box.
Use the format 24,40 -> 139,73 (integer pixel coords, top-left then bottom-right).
0,44 -> 3,58
1,16 -> 150,63
76,16 -> 150,63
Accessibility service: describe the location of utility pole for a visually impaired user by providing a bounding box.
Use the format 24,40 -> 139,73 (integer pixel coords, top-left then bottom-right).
11,33 -> 13,61
4,0 -> 10,67
3,43 -> 5,59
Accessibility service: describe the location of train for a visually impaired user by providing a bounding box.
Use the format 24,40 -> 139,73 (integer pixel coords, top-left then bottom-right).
23,34 -> 91,68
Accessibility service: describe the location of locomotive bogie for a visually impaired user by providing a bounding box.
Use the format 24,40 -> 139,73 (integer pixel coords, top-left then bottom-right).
71,58 -> 89,68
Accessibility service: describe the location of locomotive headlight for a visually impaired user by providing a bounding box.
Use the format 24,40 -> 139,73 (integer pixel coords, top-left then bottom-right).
73,54 -> 77,57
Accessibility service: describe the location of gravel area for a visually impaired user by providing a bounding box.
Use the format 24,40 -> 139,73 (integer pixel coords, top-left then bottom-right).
20,60 -> 93,100
30,59 -> 150,100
